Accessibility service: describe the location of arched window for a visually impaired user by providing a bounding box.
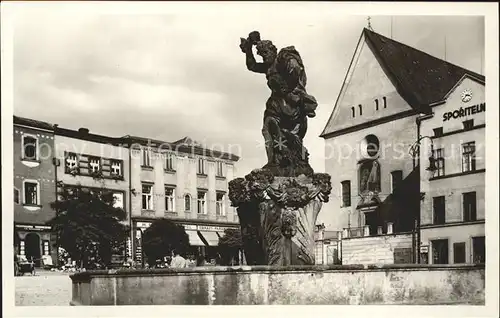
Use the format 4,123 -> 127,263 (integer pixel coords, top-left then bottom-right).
383,97 -> 387,108
358,104 -> 363,116
351,107 -> 355,118
184,194 -> 191,211
375,99 -> 379,111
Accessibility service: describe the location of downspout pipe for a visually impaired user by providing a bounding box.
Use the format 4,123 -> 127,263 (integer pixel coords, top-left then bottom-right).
415,116 -> 422,264
53,124 -> 59,266
127,138 -> 134,266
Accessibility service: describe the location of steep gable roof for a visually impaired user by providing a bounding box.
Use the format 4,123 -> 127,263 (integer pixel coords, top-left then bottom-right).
363,28 -> 484,108
320,28 -> 485,138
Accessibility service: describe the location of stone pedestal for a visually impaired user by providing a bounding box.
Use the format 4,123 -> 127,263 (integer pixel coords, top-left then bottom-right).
229,169 -> 332,266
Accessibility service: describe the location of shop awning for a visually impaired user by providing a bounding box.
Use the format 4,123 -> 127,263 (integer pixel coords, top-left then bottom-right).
199,231 -> 219,246
186,230 -> 205,246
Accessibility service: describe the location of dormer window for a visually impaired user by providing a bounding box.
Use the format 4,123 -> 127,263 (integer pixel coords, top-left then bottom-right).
351,107 -> 355,118
383,97 -> 387,108
358,104 -> 363,116
463,119 -> 474,130
433,127 -> 444,137
375,99 -> 379,111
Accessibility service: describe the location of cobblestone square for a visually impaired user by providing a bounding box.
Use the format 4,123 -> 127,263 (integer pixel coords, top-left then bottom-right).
15,271 -> 72,306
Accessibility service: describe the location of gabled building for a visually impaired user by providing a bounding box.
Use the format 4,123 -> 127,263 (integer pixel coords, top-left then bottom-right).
319,28 -> 484,265
13,116 -> 57,267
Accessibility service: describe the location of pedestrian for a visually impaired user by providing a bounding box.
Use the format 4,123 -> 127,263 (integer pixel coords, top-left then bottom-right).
196,255 -> 206,267
170,250 -> 188,268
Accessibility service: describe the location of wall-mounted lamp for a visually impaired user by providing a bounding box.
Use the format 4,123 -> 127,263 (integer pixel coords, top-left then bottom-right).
409,135 -> 436,178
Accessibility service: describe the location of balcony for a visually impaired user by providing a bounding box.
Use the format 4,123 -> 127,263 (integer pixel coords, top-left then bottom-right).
216,215 -> 227,222
164,211 -> 178,218
141,210 -> 155,218
197,213 -> 209,220
342,222 -> 395,239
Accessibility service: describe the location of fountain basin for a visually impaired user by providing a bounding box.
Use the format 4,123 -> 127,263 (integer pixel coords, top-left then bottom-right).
69,264 -> 485,305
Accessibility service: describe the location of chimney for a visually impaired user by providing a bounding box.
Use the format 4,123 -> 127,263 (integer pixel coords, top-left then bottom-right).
78,128 -> 89,135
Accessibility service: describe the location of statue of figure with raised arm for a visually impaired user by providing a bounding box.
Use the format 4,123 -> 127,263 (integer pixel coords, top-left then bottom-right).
230,31 -> 331,266
240,31 -> 318,177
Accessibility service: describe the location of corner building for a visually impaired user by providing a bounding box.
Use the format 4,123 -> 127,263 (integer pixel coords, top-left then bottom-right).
126,136 -> 240,264
319,28 -> 483,265
418,74 -> 485,265
13,116 -> 57,267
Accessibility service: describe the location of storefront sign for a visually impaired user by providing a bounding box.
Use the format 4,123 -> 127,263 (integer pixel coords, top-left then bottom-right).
136,222 -> 151,229
443,103 -> 485,121
182,224 -> 197,231
197,225 -> 235,232
15,224 -> 51,231
420,245 -> 429,253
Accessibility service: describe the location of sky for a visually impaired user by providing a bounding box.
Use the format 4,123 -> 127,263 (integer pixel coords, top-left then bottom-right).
11,4 -> 485,177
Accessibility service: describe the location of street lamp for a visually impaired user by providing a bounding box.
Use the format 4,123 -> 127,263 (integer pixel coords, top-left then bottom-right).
408,135 -> 437,264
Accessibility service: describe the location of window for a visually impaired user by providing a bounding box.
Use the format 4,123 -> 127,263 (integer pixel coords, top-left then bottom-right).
431,239 -> 449,264
358,104 -> 363,116
433,148 -> 445,177
433,127 -> 443,137
197,191 -> 207,214
463,119 -> 474,130
141,148 -> 151,167
113,192 -> 124,209
142,184 -> 153,210
463,191 -> 477,222
20,240 -> 25,255
390,170 -> 403,193
375,99 -> 379,111
43,240 -> 50,256
462,142 -> 476,172
165,187 -> 175,211
351,107 -> 355,118
65,153 -> 79,172
453,242 -> 466,264
216,161 -> 225,177
23,181 -> 39,205
164,153 -> 175,171
341,181 -> 351,207
110,160 -> 122,177
89,157 -> 101,173
383,96 -> 387,108
472,236 -> 485,264
197,158 -> 206,175
216,192 -> 225,216
184,194 -> 191,211
364,134 -> 380,158
22,135 -> 38,160
433,196 -> 445,225
14,187 -> 20,204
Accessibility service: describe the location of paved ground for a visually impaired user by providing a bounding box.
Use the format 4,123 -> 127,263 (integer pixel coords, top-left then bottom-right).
15,270 -> 72,306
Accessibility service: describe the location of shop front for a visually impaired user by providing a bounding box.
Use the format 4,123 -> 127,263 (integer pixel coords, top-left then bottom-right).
133,221 -> 240,266
15,224 -> 56,268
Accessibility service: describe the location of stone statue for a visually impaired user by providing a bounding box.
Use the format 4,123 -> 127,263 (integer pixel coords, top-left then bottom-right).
239,31 -> 318,177
229,32 -> 332,266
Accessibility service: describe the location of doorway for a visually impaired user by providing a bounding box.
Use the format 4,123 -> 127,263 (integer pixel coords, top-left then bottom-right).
25,233 -> 41,267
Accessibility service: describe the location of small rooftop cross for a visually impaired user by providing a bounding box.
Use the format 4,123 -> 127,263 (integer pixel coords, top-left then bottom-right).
367,16 -> 373,30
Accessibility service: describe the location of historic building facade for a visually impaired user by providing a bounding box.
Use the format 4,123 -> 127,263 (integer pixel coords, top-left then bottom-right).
13,116 -> 57,267
319,28 -> 484,265
124,136 -> 240,265
418,74 -> 485,265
